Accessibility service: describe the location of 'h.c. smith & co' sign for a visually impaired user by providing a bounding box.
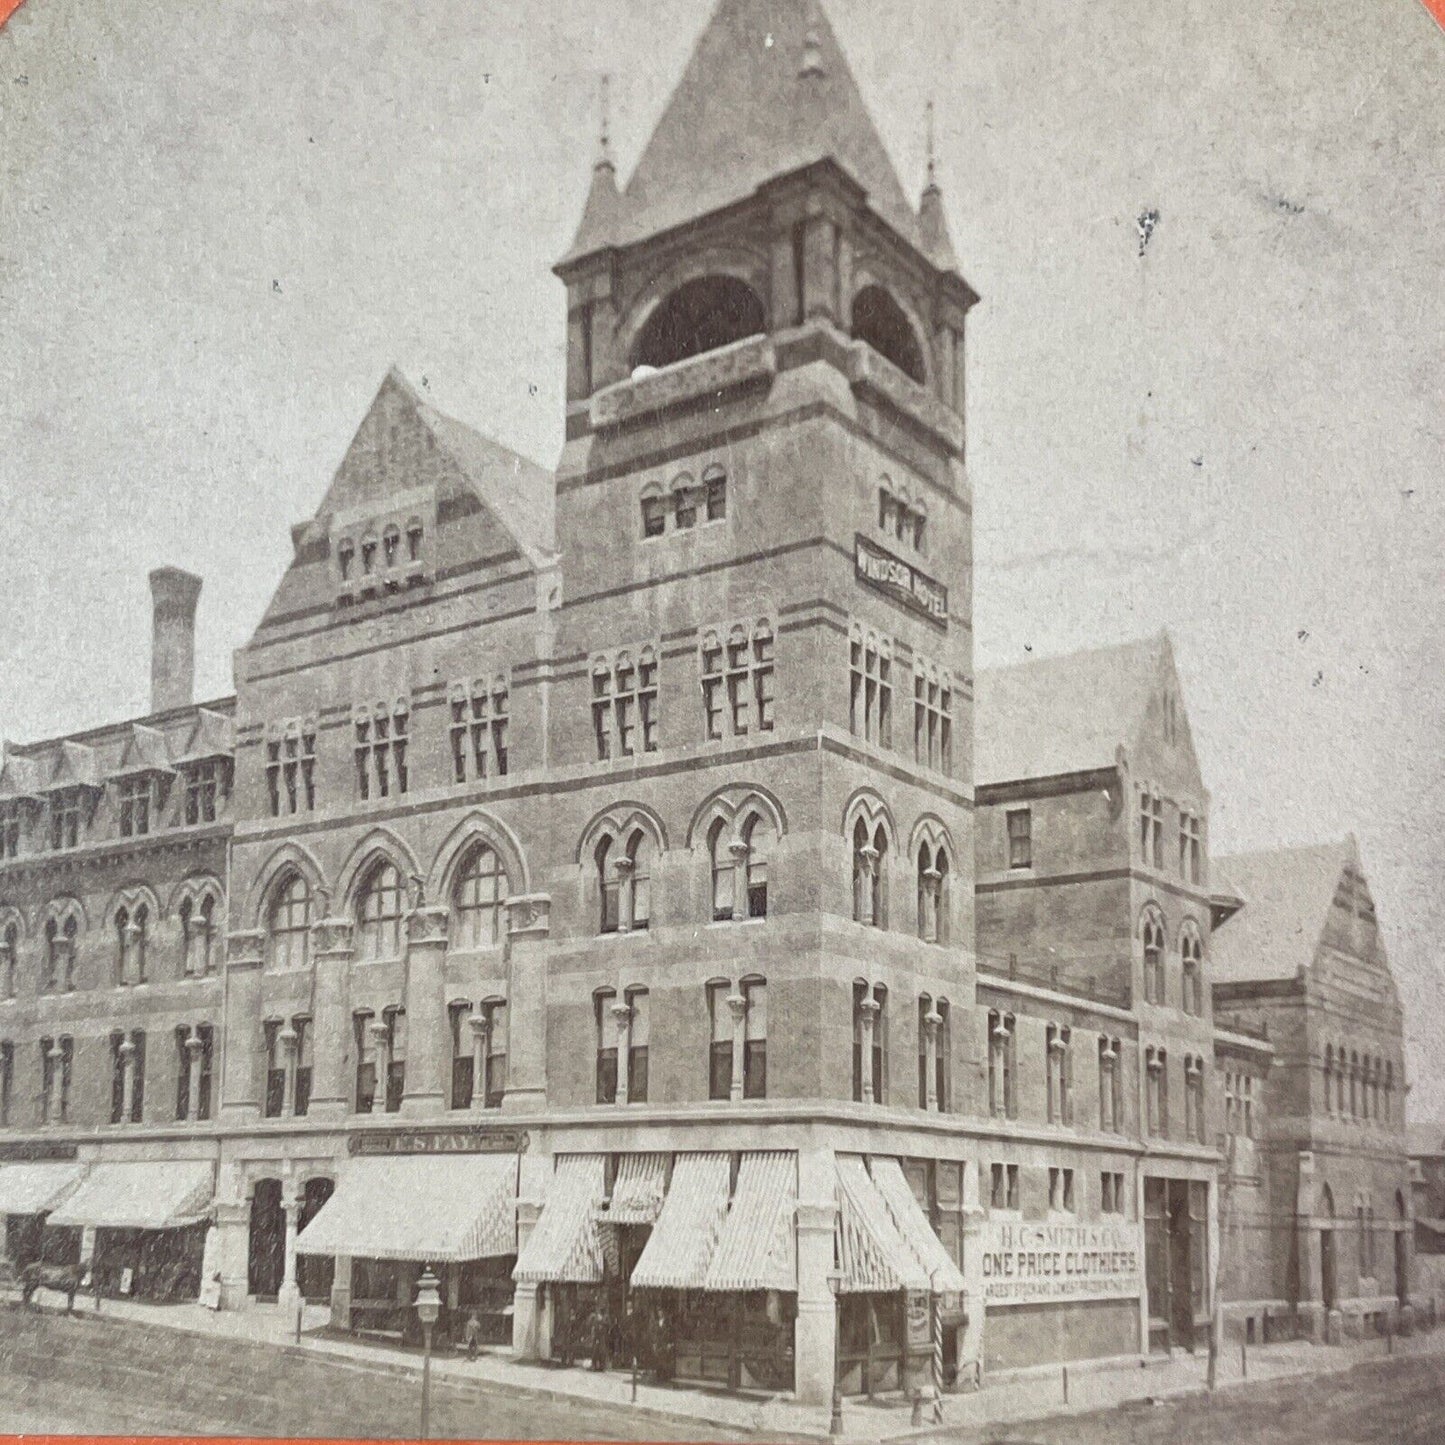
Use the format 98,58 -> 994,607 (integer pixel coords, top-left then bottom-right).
981,1219 -> 1144,1305
854,534 -> 948,626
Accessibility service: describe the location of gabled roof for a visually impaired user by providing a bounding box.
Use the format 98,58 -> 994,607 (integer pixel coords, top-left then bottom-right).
1209,839 -> 1360,984
113,723 -> 174,777
577,0 -> 921,259
0,750 -> 45,802
45,740 -> 101,792
176,708 -> 235,764
974,633 -> 1168,786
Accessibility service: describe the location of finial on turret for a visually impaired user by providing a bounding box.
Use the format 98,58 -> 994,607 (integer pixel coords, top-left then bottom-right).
925,99 -> 938,191
800,4 -> 825,79
596,73 -> 614,171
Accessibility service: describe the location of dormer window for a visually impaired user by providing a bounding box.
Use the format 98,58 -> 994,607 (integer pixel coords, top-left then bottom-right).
337,538 -> 355,581
406,517 -> 424,561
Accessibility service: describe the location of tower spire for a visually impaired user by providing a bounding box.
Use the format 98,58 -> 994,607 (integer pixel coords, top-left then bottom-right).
597,72 -> 613,171
562,71 -> 624,261
918,97 -> 959,273
925,99 -> 937,192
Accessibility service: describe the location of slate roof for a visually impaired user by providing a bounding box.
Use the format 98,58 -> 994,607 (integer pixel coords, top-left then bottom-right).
1208,839 -> 1358,984
566,0 -> 923,261
974,634 -> 1167,786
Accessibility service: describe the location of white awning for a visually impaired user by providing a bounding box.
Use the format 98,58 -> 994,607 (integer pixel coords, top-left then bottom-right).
47,1160 -> 214,1231
0,1161 -> 86,1216
835,1155 -> 928,1293
631,1152 -> 730,1290
514,1155 -> 606,1285
704,1151 -> 796,1292
296,1153 -> 517,1263
870,1157 -> 966,1294
603,1153 -> 667,1225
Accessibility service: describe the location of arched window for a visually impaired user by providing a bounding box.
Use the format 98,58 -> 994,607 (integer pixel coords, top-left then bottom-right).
626,828 -> 654,931
632,276 -> 766,371
852,980 -> 888,1103
115,904 -> 148,986
268,874 -> 311,971
740,812 -> 774,919
337,537 -> 355,581
852,819 -> 889,927
382,524 -> 400,568
360,535 -> 377,575
0,921 -> 14,998
702,464 -> 727,521
356,862 -> 405,961
406,517 -> 424,562
1142,911 -> 1165,1004
851,285 -> 925,384
1324,1044 -> 1335,1113
180,893 -> 218,977
596,836 -> 618,934
916,842 -> 949,944
453,844 -> 508,950
1181,926 -> 1204,1015
709,818 -> 732,923
871,825 -> 889,929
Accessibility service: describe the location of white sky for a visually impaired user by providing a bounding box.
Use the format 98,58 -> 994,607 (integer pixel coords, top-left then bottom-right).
2,0 -> 1443,1114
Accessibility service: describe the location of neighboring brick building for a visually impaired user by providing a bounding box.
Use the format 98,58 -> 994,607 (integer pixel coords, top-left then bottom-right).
1210,840 -> 1413,1340
0,0 -> 1417,1409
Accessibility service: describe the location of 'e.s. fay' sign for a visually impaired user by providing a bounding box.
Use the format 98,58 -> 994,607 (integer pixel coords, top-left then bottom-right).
981,1219 -> 1144,1305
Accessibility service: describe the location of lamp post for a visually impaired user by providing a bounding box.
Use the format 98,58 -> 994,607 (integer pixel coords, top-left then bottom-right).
827,1267 -> 844,1436
415,1266 -> 441,1441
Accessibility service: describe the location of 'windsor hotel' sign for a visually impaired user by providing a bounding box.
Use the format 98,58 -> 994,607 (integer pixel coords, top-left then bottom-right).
855,534 -> 948,626
982,1219 -> 1144,1306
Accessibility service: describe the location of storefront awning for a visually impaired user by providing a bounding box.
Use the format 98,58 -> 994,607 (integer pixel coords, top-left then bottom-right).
835,1155 -> 928,1293
514,1155 -> 606,1285
704,1151 -> 796,1292
296,1153 -> 517,1263
870,1157 -> 966,1295
48,1160 -> 214,1231
631,1152 -> 730,1290
0,1161 -> 86,1216
603,1153 -> 667,1225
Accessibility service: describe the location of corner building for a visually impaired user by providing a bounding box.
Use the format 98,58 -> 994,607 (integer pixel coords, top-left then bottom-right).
0,0 -> 1416,1409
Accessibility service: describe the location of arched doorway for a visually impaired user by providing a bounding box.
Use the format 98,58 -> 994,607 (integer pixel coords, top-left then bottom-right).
297,1176 -> 335,1303
851,285 -> 925,384
632,276 -> 766,372
1318,1183 -> 1337,1310
247,1178 -> 285,1300
1395,1189 -> 1410,1304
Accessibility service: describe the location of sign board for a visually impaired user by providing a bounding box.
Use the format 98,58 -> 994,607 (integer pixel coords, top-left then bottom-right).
349,1126 -> 529,1157
854,534 -> 949,626
981,1219 -> 1144,1306
905,1290 -> 932,1348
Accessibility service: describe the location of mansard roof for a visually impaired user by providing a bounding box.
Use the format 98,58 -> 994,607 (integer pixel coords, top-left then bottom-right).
567,0 -> 921,262
974,633 -> 1172,786
1209,838 -> 1364,984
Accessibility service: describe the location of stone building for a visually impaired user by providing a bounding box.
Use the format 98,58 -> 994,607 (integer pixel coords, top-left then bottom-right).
0,0 -> 1416,1409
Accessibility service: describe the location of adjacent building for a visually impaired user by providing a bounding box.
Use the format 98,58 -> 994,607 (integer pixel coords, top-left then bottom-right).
0,0 -> 1417,1408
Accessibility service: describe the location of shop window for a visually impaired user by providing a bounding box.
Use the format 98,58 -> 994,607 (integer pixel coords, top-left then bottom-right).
594,989 -> 618,1104
848,627 -> 892,746
1006,808 -> 1032,869
450,676 -> 510,782
916,842 -> 949,943
356,861 -> 405,962
1047,1023 -> 1073,1124
1142,908 -> 1166,1004
988,1011 -> 1016,1118
452,844 -> 508,950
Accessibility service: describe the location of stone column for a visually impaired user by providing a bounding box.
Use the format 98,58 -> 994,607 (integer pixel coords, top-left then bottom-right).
278,1025 -> 299,1119
958,1162 -> 987,1386
214,1163 -> 252,1311
118,1037 -> 137,1123
857,996 -> 880,1101
923,1010 -> 942,1112
512,1201 -> 546,1360
278,1176 -> 302,1313
306,919 -> 354,1120
469,1010 -> 490,1111
1295,1151 -> 1322,1339
727,990 -> 748,1102
401,906 -> 450,1117
922,867 -> 941,941
795,1144 -> 839,1408
329,1255 -> 352,1331
611,998 -> 633,1105
612,857 -> 634,934
183,1030 -> 205,1122
220,931 -> 265,1122
729,839 -> 751,921
368,1020 -> 391,1110
45,1040 -> 64,1125
502,894 -> 551,1114
856,845 -> 879,926
123,920 -> 143,985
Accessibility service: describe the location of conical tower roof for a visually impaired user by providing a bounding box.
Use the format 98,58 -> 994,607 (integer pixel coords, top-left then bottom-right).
565,0 -> 921,262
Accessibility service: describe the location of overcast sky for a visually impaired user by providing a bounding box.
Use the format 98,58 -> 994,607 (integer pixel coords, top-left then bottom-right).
2,0 -> 1442,1113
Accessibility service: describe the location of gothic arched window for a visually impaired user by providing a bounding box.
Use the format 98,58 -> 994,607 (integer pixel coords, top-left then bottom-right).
453,844 -> 508,950
356,862 -> 405,961
268,873 -> 311,971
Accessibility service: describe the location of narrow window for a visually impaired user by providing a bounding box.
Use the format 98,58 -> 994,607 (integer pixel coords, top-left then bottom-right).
641,492 -> 666,538
625,987 -> 649,1103
703,465 -> 727,521
638,647 -> 660,752
596,836 -> 619,934
673,480 -> 696,530
1006,808 -> 1032,869
353,1013 -> 377,1113
709,818 -> 733,922
708,981 -> 733,1100
742,977 -> 767,1099
700,634 -> 724,741
453,844 -> 507,950
356,862 -> 405,961
595,990 -> 618,1104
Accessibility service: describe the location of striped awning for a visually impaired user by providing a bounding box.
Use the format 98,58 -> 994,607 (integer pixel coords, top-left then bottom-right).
297,1153 -> 517,1263
631,1152 -> 730,1290
704,1151 -> 796,1292
0,1161 -> 86,1217
514,1155 -> 606,1284
835,1155 -> 928,1293
603,1153 -> 667,1224
48,1160 -> 214,1231
870,1157 -> 966,1294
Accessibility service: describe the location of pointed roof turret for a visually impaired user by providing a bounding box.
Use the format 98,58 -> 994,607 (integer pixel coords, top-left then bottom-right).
918,101 -> 959,273
562,75 -> 626,262
564,0 -> 922,263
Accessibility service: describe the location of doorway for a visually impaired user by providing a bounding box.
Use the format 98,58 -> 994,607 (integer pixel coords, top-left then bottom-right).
296,1177 -> 335,1303
247,1178 -> 285,1300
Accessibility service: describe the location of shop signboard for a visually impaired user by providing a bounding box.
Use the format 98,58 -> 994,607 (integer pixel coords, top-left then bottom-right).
348,1126 -> 530,1157
981,1218 -> 1144,1306
854,534 -> 949,626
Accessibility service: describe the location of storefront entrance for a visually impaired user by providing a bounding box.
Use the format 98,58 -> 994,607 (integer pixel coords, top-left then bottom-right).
1144,1178 -> 1207,1353
247,1179 -> 285,1300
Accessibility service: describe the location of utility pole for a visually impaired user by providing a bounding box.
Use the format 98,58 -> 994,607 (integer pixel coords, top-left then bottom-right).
1209,1129 -> 1239,1389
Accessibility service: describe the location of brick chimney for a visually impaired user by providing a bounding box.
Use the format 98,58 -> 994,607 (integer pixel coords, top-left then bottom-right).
148,567 -> 202,713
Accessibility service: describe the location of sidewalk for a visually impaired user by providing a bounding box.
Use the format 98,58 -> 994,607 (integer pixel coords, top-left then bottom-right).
27,1285 -> 1445,1441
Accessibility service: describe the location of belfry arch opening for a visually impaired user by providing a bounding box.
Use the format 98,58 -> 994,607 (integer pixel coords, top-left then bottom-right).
632,276 -> 766,372
851,285 -> 925,385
